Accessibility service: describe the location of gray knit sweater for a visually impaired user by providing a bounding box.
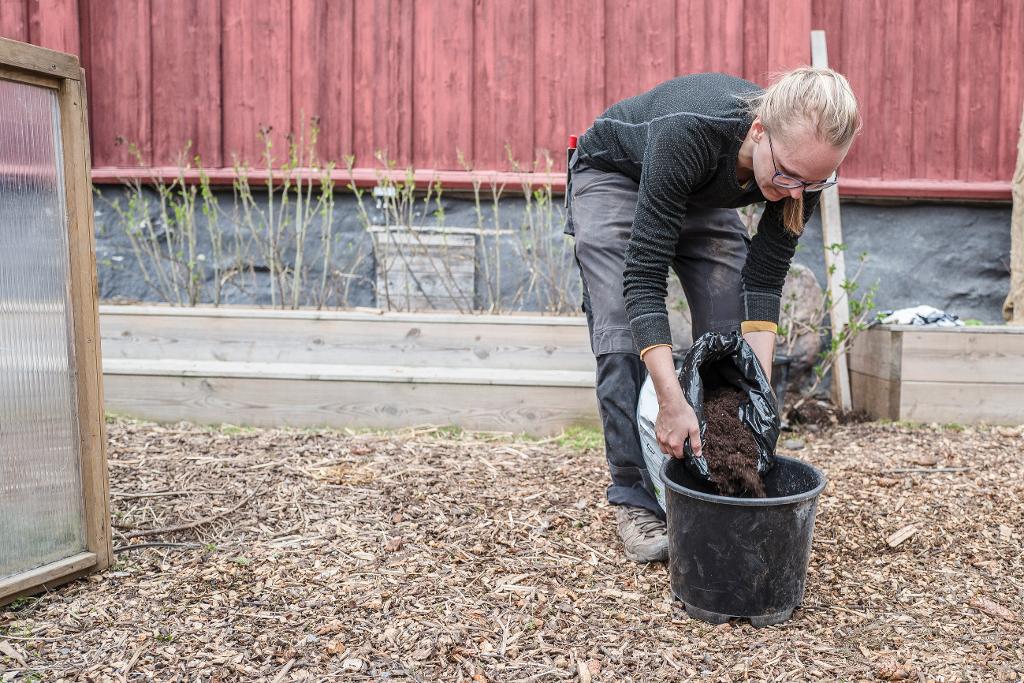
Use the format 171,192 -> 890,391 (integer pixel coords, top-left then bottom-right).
575,72 -> 820,353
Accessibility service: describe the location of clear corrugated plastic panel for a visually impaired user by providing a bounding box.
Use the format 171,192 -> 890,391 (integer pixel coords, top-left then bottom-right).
0,78 -> 86,579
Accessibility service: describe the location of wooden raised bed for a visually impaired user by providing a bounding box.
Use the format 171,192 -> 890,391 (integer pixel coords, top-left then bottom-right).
849,325 -> 1024,425
99,305 -> 598,436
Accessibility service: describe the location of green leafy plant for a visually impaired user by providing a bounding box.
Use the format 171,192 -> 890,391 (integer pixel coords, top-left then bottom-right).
789,245 -> 879,412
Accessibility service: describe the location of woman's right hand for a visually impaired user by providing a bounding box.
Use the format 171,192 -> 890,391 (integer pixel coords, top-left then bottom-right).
655,396 -> 702,459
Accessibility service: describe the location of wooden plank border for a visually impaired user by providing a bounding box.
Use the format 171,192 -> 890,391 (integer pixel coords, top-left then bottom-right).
0,35 -> 80,80
98,303 -> 589,327
0,553 -> 97,604
88,166 -> 1015,201
103,370 -> 598,437
99,306 -> 595,372
59,64 -> 112,576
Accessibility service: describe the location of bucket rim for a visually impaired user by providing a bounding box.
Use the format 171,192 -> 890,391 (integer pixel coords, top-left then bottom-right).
660,454 -> 827,507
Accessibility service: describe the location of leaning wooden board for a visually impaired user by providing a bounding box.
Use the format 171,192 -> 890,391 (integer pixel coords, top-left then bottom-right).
849,325 -> 1024,424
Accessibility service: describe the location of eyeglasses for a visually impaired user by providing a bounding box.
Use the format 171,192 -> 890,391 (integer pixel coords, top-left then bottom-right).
767,134 -> 838,192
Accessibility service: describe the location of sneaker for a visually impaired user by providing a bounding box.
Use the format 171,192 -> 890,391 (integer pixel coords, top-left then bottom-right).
615,505 -> 668,563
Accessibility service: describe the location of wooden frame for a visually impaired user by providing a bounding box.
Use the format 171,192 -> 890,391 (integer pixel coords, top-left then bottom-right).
0,37 -> 111,605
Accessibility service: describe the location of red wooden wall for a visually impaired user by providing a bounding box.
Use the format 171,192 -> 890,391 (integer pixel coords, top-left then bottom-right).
2,0 -> 1021,199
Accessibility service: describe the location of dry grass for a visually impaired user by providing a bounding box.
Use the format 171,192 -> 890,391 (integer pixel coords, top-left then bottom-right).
1,417 -> 1022,681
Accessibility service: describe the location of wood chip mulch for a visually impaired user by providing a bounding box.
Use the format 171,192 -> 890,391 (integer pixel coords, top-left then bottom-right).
2,418 -> 1022,682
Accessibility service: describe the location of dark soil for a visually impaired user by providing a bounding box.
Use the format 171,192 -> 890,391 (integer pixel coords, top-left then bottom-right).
702,386 -> 766,497
787,398 -> 872,428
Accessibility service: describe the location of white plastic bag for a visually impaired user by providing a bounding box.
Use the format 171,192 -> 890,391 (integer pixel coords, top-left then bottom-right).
637,374 -> 670,512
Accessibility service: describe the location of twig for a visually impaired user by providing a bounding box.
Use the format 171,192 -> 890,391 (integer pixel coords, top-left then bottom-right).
111,489 -> 226,499
271,658 -> 296,683
119,641 -> 149,683
885,467 -> 973,474
113,542 -> 204,553
0,632 -> 69,643
123,487 -> 262,540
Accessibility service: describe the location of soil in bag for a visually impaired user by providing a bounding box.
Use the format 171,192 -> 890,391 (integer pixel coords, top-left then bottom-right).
701,385 -> 766,498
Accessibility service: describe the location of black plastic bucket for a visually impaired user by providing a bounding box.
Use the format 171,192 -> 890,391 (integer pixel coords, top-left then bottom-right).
661,455 -> 826,627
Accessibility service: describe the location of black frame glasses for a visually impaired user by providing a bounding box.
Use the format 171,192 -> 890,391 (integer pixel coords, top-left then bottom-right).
767,134 -> 838,192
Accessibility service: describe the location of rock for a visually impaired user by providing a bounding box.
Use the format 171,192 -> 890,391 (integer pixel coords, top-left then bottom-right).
341,657 -> 363,671
783,438 -> 805,450
777,263 -> 826,385
875,659 -> 915,681
666,272 -> 693,356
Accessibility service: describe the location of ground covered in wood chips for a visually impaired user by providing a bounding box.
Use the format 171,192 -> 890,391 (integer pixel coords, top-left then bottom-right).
2,417 -> 1023,682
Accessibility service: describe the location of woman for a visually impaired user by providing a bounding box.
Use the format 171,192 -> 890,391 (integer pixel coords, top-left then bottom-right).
566,67 -> 860,562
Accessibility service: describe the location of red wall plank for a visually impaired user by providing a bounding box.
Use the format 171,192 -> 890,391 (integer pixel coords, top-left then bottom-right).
412,0 -> 474,169
151,0 -> 222,168
840,0 -> 885,180
767,0 -> 811,74
880,0 -> 914,179
956,0 -> 1004,181
0,1 -> 29,42
742,0 -> 770,84
679,0 -> 744,77
81,0 -> 150,167
351,0 -> 413,167
677,0 -> 703,75
221,0 -> 292,167
29,0 -> 78,55
472,0 -> 534,170
997,0 -> 1024,179
606,0 -> 675,104
811,0 -> 843,72
291,0 -> 354,165
911,0 -> 958,180
533,0 -> 605,169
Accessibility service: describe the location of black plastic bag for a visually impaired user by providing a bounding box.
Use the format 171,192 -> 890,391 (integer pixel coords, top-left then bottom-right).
679,331 -> 780,482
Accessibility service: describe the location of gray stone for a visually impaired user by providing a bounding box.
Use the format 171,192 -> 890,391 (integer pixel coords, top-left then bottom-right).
782,438 -> 806,450
777,263 -> 826,386
666,272 -> 694,355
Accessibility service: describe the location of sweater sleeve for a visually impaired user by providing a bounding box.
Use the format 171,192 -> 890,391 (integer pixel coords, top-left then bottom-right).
741,190 -> 821,324
623,121 -> 716,352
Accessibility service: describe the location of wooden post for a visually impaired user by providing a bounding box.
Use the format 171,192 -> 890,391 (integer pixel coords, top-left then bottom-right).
1003,102 -> 1024,324
810,30 -> 852,411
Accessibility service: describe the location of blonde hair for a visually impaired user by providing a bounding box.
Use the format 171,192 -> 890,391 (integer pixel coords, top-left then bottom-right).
742,67 -> 861,235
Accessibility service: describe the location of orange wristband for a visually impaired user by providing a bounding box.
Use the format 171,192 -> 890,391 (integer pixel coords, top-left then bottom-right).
741,321 -> 778,334
638,343 -> 672,360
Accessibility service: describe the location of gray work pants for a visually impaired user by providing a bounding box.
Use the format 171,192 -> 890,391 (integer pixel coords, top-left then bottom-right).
566,163 -> 750,515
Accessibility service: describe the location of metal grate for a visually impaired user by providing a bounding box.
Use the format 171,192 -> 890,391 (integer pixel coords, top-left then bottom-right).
370,226 -> 476,312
